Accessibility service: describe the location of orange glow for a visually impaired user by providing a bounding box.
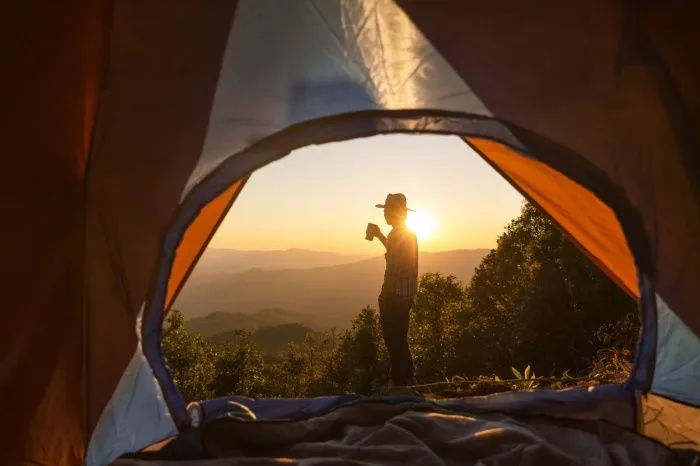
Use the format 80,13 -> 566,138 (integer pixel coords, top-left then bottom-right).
164,178 -> 247,312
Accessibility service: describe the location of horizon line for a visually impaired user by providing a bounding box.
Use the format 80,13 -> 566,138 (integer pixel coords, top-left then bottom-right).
206,246 -> 494,254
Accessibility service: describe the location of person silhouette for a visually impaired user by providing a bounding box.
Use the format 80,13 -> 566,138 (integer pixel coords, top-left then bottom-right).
366,193 -> 418,387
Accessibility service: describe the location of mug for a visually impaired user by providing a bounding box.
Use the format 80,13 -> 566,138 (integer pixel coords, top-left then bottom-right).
365,223 -> 375,241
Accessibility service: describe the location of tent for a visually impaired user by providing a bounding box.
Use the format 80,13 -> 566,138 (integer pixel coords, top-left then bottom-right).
2,0 -> 699,464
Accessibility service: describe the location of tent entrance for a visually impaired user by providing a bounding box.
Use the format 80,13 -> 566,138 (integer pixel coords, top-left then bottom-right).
85,113 -> 700,465
138,112 -> 658,429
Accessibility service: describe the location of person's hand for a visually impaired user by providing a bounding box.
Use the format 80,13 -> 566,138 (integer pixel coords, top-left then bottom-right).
366,223 -> 381,238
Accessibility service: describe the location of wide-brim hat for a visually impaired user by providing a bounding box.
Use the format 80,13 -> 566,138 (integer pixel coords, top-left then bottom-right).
375,193 -> 414,212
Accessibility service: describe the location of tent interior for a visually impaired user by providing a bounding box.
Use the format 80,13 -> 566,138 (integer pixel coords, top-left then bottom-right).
3,0 -> 700,465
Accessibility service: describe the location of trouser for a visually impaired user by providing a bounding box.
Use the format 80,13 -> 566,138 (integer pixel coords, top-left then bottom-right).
378,293 -> 415,386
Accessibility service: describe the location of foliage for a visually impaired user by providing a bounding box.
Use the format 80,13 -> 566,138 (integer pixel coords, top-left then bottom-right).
511,365 -> 539,389
163,310 -> 267,401
211,323 -> 316,357
162,309 -> 217,402
456,202 -> 638,377
163,202 -> 639,402
594,310 -> 640,354
409,273 -> 465,381
209,331 -> 267,397
322,307 -> 390,395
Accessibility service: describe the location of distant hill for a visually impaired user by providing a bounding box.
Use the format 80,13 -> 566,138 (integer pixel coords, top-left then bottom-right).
191,248 -> 367,278
184,308 -> 317,336
175,249 -> 489,328
210,323 -> 316,356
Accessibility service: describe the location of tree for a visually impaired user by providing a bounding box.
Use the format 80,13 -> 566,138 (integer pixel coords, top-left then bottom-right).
162,309 -> 217,402
460,202 -> 638,376
209,330 -> 266,398
265,330 -> 342,398
331,306 -> 389,394
409,273 -> 466,381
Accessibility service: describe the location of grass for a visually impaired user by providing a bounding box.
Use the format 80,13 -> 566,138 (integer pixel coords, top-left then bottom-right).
402,348 -> 633,400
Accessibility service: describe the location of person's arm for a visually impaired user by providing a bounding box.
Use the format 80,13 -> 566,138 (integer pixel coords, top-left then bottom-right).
368,224 -> 388,249
376,232 -> 388,249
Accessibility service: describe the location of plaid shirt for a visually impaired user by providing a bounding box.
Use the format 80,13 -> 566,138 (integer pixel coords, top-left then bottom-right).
380,226 -> 418,301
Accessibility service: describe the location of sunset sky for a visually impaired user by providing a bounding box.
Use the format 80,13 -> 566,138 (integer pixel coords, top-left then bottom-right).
209,134 -> 524,255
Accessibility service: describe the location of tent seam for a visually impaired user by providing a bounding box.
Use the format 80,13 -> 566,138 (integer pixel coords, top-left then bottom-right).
81,0 -> 117,456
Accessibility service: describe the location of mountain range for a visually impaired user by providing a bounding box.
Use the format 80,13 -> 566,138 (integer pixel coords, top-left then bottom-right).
210,323 -> 317,357
191,248 -> 367,277
185,308 -> 317,335
175,248 -> 489,329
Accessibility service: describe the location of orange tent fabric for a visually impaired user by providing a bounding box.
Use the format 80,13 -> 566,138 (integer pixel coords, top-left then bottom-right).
465,137 -> 638,299
1,1 -> 111,463
165,178 -> 249,312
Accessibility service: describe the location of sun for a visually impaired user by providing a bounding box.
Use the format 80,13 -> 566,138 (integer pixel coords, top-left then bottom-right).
406,210 -> 437,241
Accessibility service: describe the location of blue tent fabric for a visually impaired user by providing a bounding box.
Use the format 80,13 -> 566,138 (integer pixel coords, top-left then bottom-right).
196,384 -> 633,428
652,297 -> 700,406
86,343 -> 177,466
199,395 -> 365,422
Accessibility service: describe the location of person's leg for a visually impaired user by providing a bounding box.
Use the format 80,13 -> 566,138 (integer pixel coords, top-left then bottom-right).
393,300 -> 414,386
379,297 -> 402,386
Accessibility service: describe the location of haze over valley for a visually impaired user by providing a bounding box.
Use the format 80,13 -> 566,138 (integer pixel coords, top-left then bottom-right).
176,247 -> 489,334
